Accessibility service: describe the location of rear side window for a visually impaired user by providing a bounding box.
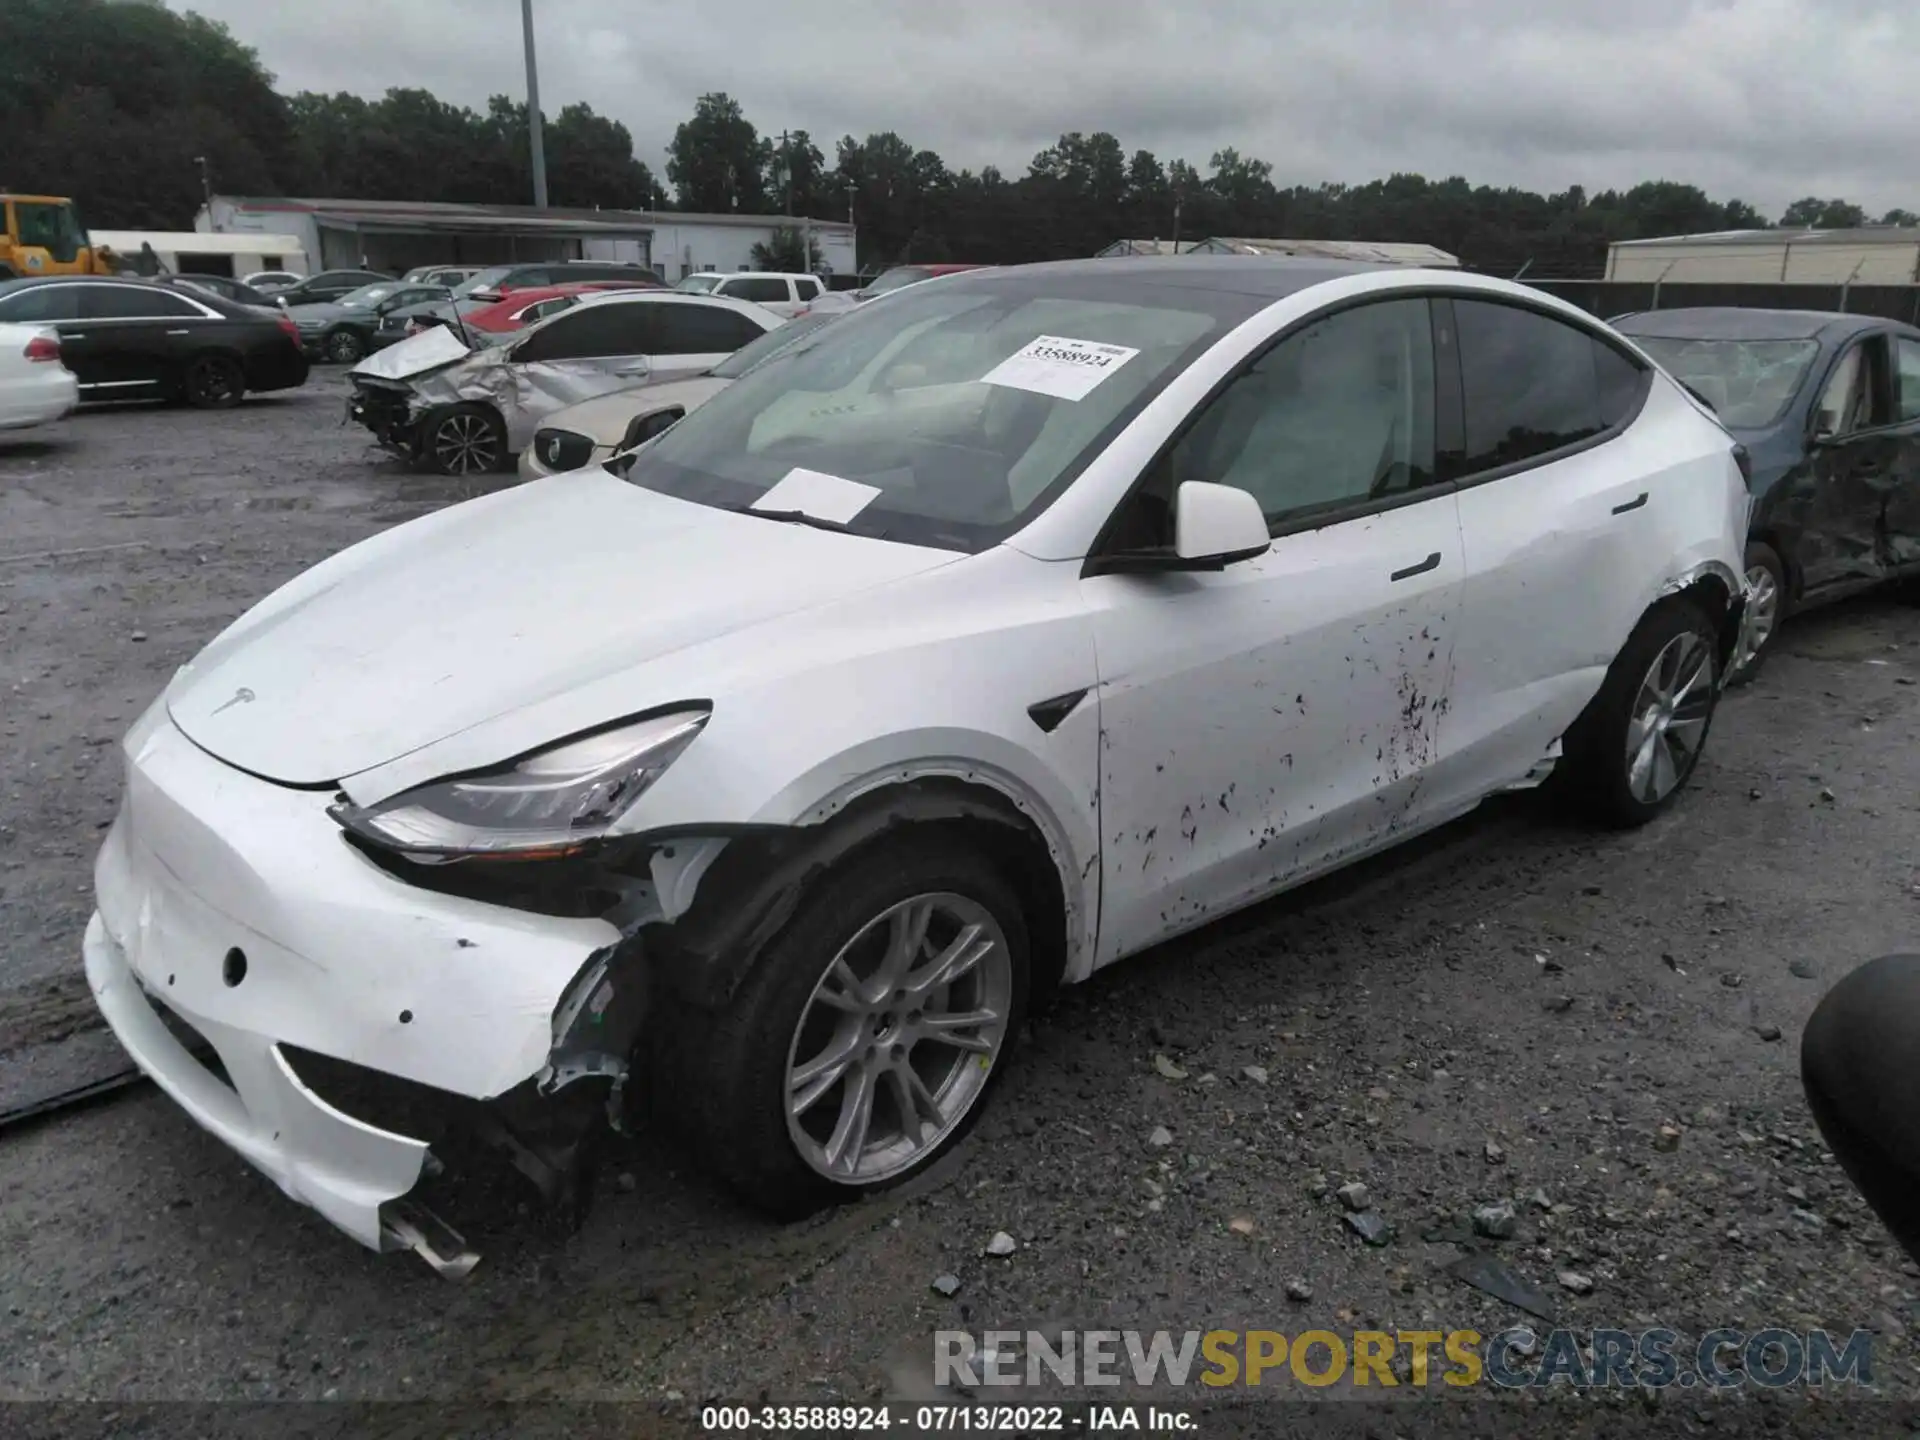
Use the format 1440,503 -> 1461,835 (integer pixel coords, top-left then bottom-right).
1895,338 -> 1920,423
512,303 -> 654,361
0,285 -> 82,322
652,303 -> 769,354
1453,299 -> 1646,477
85,286 -> 203,319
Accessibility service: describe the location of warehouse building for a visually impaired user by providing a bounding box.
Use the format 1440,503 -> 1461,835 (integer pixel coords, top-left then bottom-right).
1606,228 -> 1920,285
194,195 -> 858,282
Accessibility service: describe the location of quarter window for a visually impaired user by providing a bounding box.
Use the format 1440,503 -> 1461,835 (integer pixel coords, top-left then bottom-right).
1453,300 -> 1645,476
1159,297 -> 1439,526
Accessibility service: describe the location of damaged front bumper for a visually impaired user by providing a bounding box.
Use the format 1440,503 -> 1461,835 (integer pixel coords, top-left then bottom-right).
84,704 -> 628,1272
347,378 -> 422,458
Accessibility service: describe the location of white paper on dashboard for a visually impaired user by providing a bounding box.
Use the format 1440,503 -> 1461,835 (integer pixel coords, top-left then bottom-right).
980,335 -> 1141,402
751,467 -> 882,524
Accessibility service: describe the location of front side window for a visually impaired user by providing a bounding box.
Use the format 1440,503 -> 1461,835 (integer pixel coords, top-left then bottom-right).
85,286 -> 202,319
0,285 -> 81,322
1454,300 -> 1645,475
1816,337 -> 1891,436
796,277 -> 822,300
708,312 -> 838,379
676,275 -> 723,294
1898,338 -> 1920,424
628,274 -> 1246,552
1629,336 -> 1820,429
1146,297 -> 1438,529
512,303 -> 653,362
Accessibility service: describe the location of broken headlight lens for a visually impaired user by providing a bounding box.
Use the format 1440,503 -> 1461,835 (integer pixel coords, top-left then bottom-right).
329,707 -> 709,859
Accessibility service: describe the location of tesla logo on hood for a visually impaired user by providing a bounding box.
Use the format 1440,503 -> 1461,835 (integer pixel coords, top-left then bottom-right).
211,686 -> 256,715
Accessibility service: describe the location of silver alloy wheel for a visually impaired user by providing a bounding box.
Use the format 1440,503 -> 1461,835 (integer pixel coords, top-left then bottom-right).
1734,562 -> 1779,675
784,892 -> 1013,1184
1624,629 -> 1715,804
326,329 -> 364,364
431,413 -> 499,474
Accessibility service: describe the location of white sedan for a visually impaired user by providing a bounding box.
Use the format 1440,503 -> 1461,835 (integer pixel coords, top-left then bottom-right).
0,323 -> 79,431
85,258 -> 1749,1271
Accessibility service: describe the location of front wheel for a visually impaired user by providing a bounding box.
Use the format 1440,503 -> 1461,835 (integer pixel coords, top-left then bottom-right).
1728,540 -> 1785,686
661,837 -> 1030,1219
415,404 -> 506,475
324,328 -> 366,365
1559,599 -> 1720,828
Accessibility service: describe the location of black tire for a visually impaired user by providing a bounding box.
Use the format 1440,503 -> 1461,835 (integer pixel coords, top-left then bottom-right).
182,353 -> 245,410
1728,540 -> 1786,687
324,328 -> 366,365
414,404 -> 506,476
658,835 -> 1031,1220
1558,598 -> 1721,829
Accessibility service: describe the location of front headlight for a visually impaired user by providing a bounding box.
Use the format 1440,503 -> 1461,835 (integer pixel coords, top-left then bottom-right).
329,707 -> 709,860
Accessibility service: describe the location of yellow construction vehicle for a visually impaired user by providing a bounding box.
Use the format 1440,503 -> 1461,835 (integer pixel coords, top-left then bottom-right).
0,194 -> 115,279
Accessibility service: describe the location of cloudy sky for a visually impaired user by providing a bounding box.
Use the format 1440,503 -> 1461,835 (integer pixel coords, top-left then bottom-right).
168,0 -> 1920,216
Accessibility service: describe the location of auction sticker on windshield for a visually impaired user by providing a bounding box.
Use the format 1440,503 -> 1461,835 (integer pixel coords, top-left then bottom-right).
982,335 -> 1139,402
753,467 -> 882,523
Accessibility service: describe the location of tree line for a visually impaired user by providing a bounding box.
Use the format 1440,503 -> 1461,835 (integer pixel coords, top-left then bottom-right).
5,0 -> 1915,277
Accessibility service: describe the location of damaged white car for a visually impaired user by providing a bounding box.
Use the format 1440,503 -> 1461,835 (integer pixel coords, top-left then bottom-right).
346,291 -> 783,475
87,258 -> 1748,1272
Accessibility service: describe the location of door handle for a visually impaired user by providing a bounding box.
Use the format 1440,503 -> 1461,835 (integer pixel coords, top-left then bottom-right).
62,332 -> 87,339
1390,551 -> 1442,582
1612,491 -> 1649,515
165,329 -> 190,336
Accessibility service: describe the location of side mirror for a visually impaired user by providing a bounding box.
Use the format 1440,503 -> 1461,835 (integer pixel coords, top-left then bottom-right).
1174,481 -> 1271,565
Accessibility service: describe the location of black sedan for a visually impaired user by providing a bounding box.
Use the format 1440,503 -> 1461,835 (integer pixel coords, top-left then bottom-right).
269,269 -> 391,307
0,276 -> 309,408
163,273 -> 278,309
1616,308 -> 1920,681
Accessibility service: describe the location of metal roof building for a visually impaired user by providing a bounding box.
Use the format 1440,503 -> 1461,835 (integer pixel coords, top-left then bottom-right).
195,195 -> 858,280
1606,228 -> 1920,285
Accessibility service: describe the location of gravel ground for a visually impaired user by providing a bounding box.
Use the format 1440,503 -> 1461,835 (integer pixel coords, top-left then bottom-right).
2,376 -> 1919,1434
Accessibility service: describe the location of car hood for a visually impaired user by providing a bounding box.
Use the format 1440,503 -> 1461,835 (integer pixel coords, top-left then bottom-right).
349,325 -> 476,382
165,472 -> 959,785
539,375 -> 732,443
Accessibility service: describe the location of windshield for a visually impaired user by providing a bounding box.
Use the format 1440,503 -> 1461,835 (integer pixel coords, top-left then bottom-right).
455,266 -> 517,297
863,266 -> 938,298
708,312 -> 839,379
1631,336 -> 1821,429
624,273 -> 1250,552
337,283 -> 402,309
675,275 -> 724,294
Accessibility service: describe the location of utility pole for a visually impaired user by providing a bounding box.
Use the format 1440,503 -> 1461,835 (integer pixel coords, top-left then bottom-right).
520,0 -> 549,208
779,130 -> 793,216
194,156 -> 213,219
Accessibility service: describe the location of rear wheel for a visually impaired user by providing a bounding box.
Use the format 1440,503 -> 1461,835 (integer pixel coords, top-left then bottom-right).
324,328 -> 366,365
416,404 -> 506,476
1729,540 -> 1785,686
182,353 -> 245,410
1559,599 -> 1720,828
660,836 -> 1030,1219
